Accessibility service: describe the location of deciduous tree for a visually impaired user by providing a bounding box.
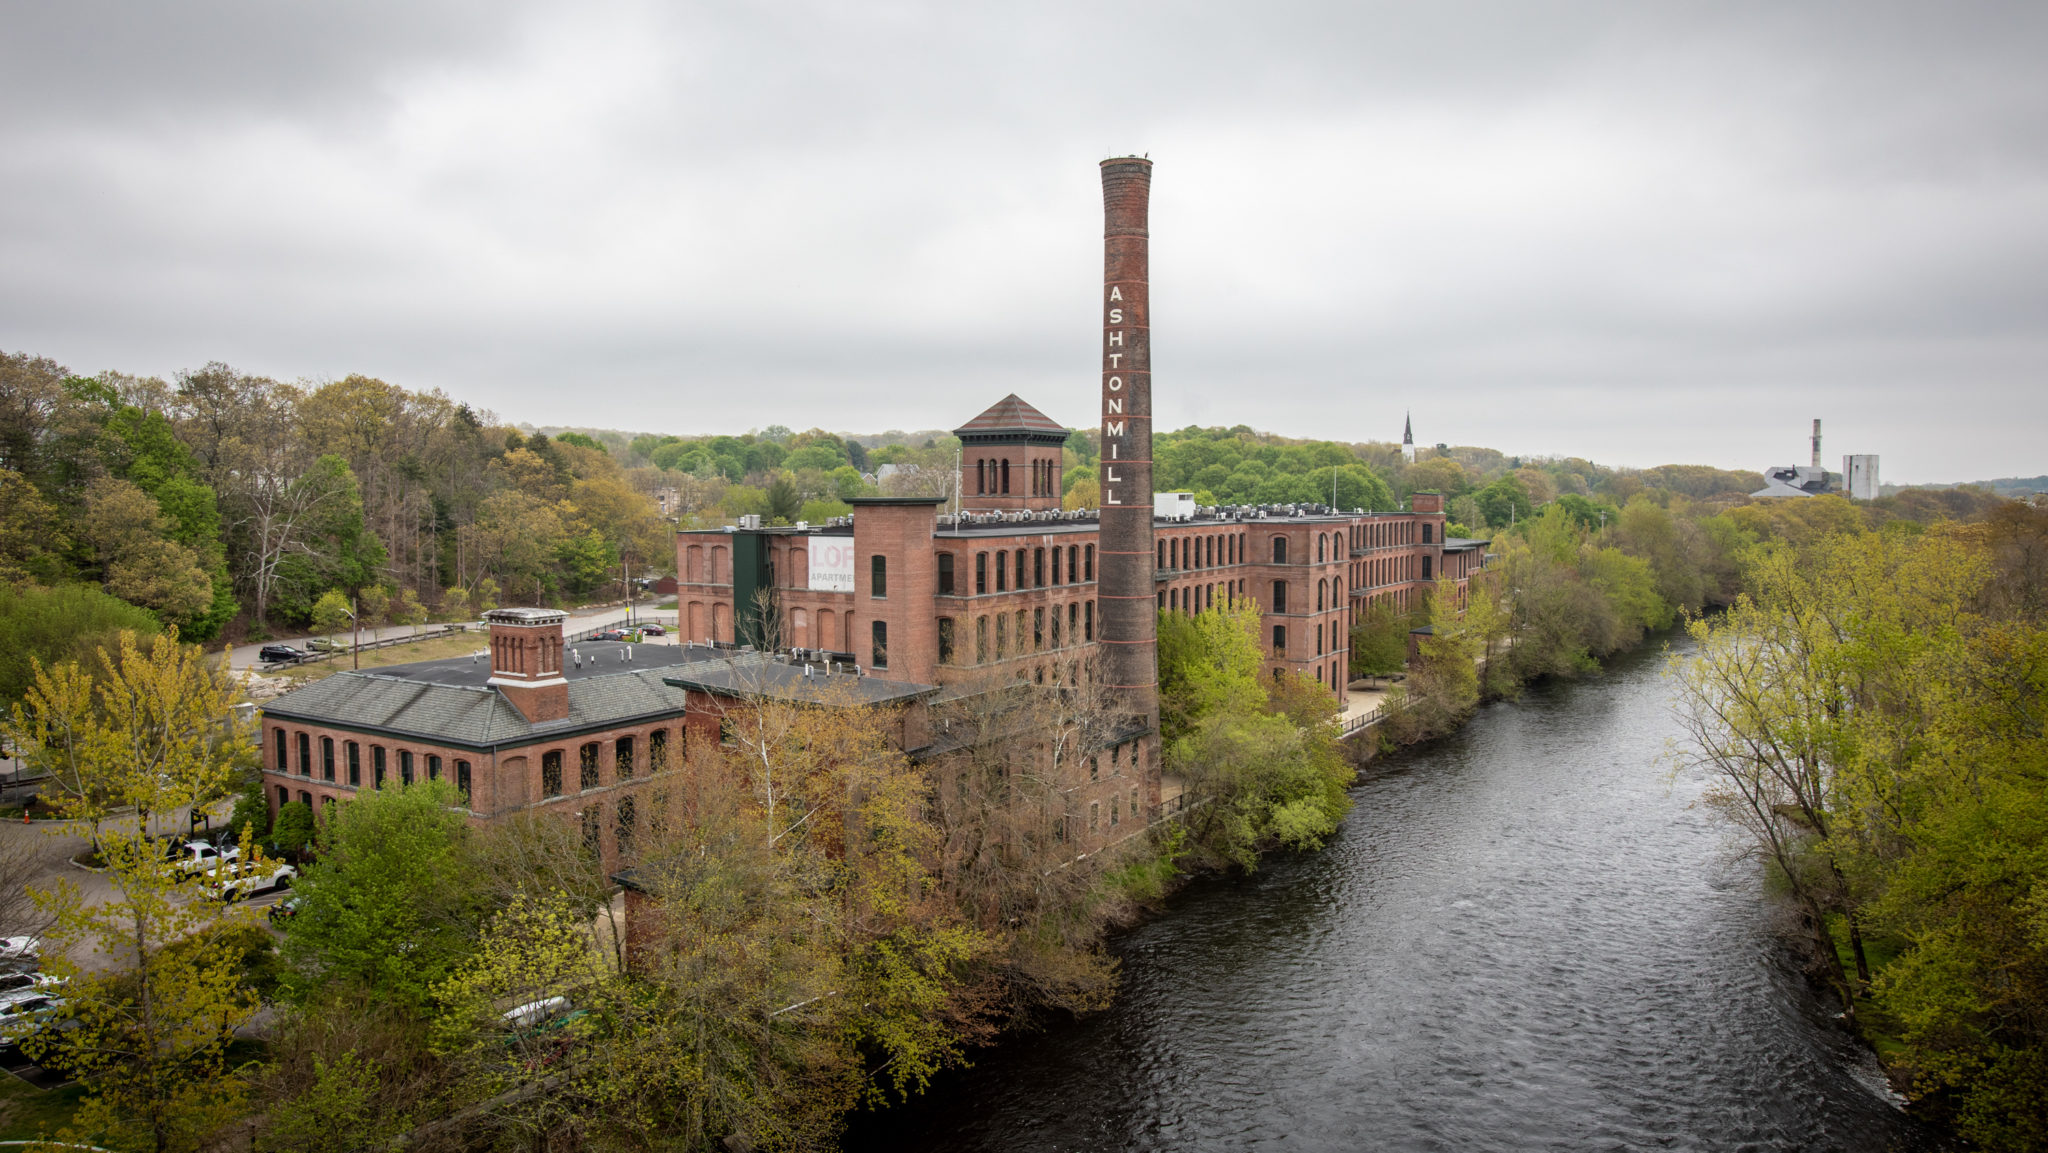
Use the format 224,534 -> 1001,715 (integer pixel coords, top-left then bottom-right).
26,830 -> 260,1153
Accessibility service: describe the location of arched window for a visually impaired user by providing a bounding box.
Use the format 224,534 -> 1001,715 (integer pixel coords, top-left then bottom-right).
1001,458 -> 1011,494
1273,536 -> 1288,564
976,460 -> 986,494
1318,579 -> 1326,611
1318,534 -> 1326,562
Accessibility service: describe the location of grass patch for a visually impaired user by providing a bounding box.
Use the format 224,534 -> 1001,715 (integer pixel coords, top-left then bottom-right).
0,1040 -> 270,1143
0,1067 -> 88,1142
1826,915 -> 1912,1062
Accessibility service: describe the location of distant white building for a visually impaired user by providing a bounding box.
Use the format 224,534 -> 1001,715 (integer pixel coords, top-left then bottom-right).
1843,455 -> 1880,501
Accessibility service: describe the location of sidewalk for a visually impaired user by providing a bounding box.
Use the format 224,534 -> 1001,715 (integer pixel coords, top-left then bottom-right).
1340,681 -> 1398,727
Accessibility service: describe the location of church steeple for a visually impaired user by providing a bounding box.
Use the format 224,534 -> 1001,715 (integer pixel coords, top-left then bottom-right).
1402,411 -> 1416,462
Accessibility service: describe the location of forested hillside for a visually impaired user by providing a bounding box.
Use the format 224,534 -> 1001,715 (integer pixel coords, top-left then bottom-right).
2,344 -> 2018,701
0,352 -> 670,653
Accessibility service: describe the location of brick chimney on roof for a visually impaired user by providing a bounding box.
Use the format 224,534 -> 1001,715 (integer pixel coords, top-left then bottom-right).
485,607 -> 569,722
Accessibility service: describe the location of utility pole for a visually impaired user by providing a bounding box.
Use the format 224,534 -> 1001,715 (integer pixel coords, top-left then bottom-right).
351,595 -> 360,670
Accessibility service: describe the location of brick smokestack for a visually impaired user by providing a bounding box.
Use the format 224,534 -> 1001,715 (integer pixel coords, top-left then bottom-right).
1098,157 -> 1158,731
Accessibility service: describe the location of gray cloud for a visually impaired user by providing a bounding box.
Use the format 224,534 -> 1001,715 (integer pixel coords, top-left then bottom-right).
2,0 -> 2044,481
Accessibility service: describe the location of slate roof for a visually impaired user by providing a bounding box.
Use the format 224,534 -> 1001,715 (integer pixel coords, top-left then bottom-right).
953,394 -> 1069,442
260,641 -> 719,748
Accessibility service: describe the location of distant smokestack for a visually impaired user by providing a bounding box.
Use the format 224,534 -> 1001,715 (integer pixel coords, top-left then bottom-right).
1098,157 -> 1157,731
1811,419 -> 1822,469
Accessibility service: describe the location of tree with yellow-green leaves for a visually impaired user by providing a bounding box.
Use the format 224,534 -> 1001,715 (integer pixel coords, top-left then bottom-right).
1674,522 -> 2048,1149
1159,601 -> 1355,870
25,826 -> 264,1153
4,628 -> 252,850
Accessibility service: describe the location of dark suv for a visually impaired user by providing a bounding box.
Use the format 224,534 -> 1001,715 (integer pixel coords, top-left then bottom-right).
258,644 -> 308,664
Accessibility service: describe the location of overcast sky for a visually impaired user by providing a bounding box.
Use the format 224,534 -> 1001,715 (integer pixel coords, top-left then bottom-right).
3,2 -> 2044,483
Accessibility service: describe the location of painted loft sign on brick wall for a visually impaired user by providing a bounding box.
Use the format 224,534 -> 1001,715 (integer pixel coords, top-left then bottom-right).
809,539 -> 855,592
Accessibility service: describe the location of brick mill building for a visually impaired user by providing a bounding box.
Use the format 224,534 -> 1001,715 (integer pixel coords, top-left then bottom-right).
260,158 -> 1489,867
258,608 -> 722,866
675,400 -> 1488,709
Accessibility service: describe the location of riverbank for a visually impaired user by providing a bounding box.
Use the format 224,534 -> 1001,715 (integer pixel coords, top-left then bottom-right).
846,636 -> 1930,1152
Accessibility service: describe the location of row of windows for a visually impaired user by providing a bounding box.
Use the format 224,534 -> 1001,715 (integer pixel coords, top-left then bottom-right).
1270,623 -> 1347,657
1355,554 -> 1431,588
1161,581 -> 1240,613
272,729 -> 472,797
971,456 -> 1060,498
1158,528 -> 1412,570
952,544 -> 1096,596
940,600 -> 1097,664
1350,520 -> 1429,550
540,731 -> 674,798
1160,532 -> 1248,570
273,728 -> 678,803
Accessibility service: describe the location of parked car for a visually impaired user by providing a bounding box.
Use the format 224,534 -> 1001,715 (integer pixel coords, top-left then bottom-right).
305,637 -> 344,653
204,860 -> 297,902
0,988 -> 62,1048
637,623 -> 665,636
267,895 -> 304,926
258,644 -> 309,665
501,996 -> 571,1029
172,840 -> 240,877
0,937 -> 38,964
0,972 -> 62,995
594,628 -> 630,642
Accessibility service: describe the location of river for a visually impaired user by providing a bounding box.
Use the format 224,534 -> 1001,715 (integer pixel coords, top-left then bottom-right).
846,637 -> 1935,1152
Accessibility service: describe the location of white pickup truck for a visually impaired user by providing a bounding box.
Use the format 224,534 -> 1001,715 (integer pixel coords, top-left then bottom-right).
202,860 -> 298,902
171,840 -> 240,877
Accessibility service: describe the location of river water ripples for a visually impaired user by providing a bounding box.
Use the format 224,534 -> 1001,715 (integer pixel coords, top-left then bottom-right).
847,638 -> 1935,1152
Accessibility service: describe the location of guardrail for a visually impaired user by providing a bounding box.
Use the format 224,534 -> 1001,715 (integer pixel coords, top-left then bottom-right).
567,616 -> 667,643
1339,698 -> 1401,737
